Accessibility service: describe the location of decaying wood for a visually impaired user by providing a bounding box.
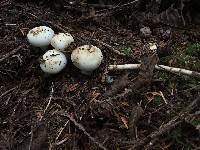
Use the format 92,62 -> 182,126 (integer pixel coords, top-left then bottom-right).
128,54 -> 159,93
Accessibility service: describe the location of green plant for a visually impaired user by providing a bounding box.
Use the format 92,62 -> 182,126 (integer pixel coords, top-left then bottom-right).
121,47 -> 132,56
154,96 -> 163,106
185,43 -> 200,57
167,128 -> 193,150
191,118 -> 200,126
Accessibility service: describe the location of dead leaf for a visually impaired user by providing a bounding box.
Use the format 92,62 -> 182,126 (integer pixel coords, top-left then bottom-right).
145,91 -> 167,104
90,90 -> 100,103
120,116 -> 129,129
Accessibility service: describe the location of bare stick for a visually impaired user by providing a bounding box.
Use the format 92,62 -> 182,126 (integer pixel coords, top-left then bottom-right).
109,64 -> 140,70
108,64 -> 200,78
0,86 -> 18,99
43,82 -> 54,114
55,120 -> 69,141
39,82 -> 54,121
65,113 -> 107,150
0,45 -> 25,63
28,126 -> 33,150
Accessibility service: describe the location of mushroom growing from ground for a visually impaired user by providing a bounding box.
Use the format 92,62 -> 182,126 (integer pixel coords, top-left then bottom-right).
27,26 -> 54,50
51,33 -> 74,51
40,49 -> 67,74
71,45 -> 103,75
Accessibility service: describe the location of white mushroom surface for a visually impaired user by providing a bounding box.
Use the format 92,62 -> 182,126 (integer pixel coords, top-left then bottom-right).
27,26 -> 54,49
40,49 -> 67,74
71,45 -> 103,75
51,33 -> 74,51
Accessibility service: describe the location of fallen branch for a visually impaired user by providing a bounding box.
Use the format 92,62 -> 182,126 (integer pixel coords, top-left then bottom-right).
108,64 -> 200,78
65,113 -> 107,150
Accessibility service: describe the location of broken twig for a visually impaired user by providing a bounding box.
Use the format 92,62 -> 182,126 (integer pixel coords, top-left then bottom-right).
108,64 -> 200,78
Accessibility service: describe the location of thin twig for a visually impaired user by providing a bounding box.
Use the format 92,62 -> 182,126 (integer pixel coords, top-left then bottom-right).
0,45 -> 25,63
0,86 -> 18,99
55,120 -> 69,141
43,82 -> 54,114
39,82 -> 54,121
65,113 -> 107,150
54,137 -> 70,146
108,64 -> 200,78
28,126 -> 33,150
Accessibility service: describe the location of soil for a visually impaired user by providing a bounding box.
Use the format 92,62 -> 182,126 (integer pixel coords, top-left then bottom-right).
0,0 -> 200,150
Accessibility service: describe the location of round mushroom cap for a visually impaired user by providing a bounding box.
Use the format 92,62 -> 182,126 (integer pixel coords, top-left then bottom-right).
51,33 -> 74,51
71,45 -> 103,72
40,49 -> 67,74
27,26 -> 54,48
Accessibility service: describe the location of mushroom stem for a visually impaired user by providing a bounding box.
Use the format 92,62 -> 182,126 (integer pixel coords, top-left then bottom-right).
40,45 -> 48,51
81,70 -> 92,75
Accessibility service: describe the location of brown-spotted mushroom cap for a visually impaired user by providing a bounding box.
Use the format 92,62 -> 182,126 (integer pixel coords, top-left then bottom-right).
40,49 -> 67,74
71,45 -> 103,75
51,33 -> 74,51
27,26 -> 54,50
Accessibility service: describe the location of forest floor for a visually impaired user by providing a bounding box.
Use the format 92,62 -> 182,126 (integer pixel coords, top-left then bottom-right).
0,0 -> 200,149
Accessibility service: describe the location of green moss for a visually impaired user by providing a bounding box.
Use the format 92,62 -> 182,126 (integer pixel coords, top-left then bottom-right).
159,43 -> 200,72
191,119 -> 200,126
121,47 -> 132,56
154,96 -> 163,106
185,43 -> 200,57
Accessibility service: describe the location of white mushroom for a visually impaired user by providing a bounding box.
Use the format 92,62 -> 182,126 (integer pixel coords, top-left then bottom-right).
40,49 -> 67,74
71,45 -> 103,75
27,26 -> 54,50
51,33 -> 74,51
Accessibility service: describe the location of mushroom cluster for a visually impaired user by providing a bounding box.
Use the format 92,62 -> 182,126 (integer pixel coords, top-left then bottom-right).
27,25 -> 103,75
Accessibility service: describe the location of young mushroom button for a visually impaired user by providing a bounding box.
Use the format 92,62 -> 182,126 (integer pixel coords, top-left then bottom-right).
71,45 -> 103,75
51,33 -> 74,51
27,26 -> 55,50
40,49 -> 67,74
